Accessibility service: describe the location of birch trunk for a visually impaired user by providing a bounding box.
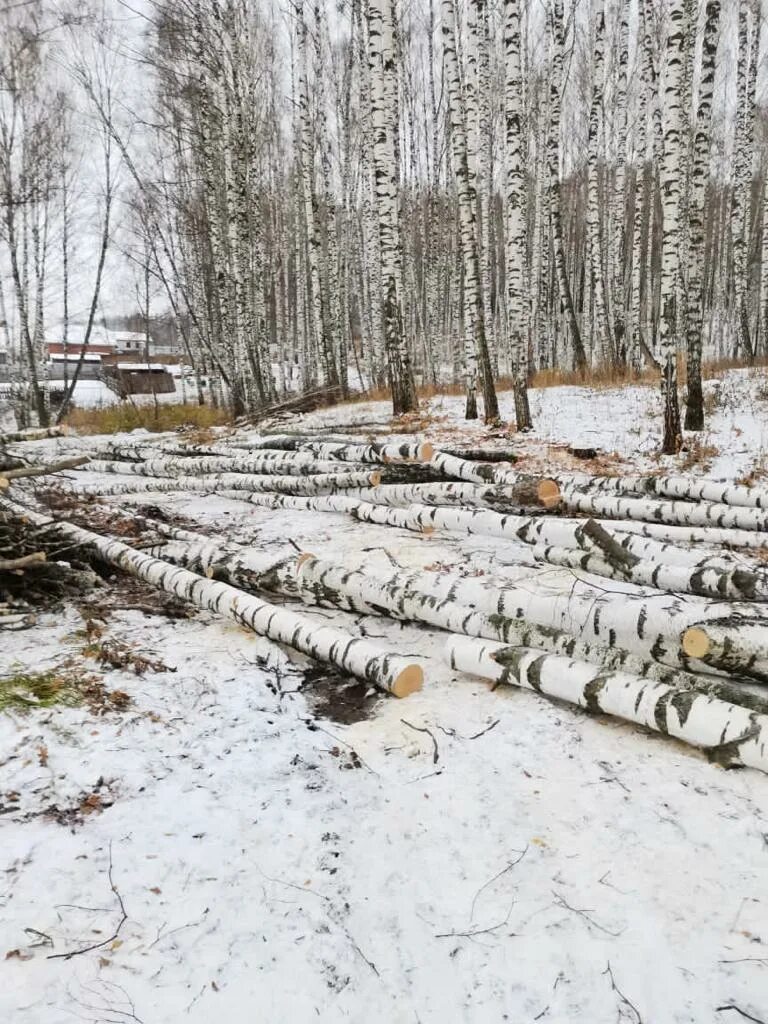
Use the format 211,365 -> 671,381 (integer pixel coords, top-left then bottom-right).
446,636 -> 768,774
367,0 -> 419,414
60,471 -> 381,498
529,541 -> 767,602
216,491 -> 430,532
684,0 -> 721,430
503,0 -> 532,429
560,487 -> 768,532
549,0 -> 586,371
442,0 -> 499,422
81,457 -> 362,479
299,441 -> 434,463
658,0 -> 688,453
347,480 -> 559,511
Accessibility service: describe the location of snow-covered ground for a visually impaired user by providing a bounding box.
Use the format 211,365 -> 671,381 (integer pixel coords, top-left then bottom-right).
2,372 -> 768,1024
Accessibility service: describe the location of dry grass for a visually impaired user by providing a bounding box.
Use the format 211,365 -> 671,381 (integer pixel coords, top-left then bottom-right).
65,402 -> 232,436
342,357 -> 767,408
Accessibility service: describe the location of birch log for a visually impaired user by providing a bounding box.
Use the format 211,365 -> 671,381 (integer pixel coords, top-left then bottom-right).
56,471 -> 381,498
529,542 -> 767,601
253,554 -> 768,714
406,504 -> 753,569
445,636 -> 768,773
306,561 -> 768,676
217,491 -> 430,531
561,488 -> 768,531
299,441 -> 434,463
558,471 -> 768,511
682,618 -> 768,681
82,457 -> 360,478
0,497 -> 422,697
429,451 -> 560,505
0,426 -> 68,444
348,481 -> 559,512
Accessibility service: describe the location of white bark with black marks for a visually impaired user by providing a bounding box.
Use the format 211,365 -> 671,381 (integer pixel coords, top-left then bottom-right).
445,636 -> 768,774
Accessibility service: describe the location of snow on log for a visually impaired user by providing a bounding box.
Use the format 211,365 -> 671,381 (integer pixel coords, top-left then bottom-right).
682,618 -> 768,682
0,426 -> 68,444
82,456 -> 360,478
444,636 -> 768,773
216,491 -> 430,531
561,488 -> 768,531
56,471 -> 381,498
299,441 -> 434,463
0,497 -> 423,697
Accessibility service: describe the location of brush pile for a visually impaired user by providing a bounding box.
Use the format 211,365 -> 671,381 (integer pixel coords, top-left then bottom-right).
4,425 -> 768,772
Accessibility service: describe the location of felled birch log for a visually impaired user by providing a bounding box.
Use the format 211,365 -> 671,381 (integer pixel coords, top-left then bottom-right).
558,471 -> 768,510
0,426 -> 68,444
0,552 -> 46,571
216,491 -> 430,531
348,480 -> 560,512
529,542 -> 767,601
299,441 -> 434,463
0,497 -> 422,697
682,619 -> 768,682
561,488 -> 768,532
445,636 -> 768,774
597,517 -> 768,551
295,560 -> 767,676
406,504 -> 751,569
82,456 -> 360,478
440,448 -> 518,464
253,554 -> 768,714
57,471 -> 381,498
429,452 -> 559,506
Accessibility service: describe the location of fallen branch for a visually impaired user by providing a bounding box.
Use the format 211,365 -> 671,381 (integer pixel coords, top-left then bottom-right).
1,456 -> 90,484
0,552 -> 46,571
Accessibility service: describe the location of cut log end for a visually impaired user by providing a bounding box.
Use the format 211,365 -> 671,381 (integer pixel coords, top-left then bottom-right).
418,442 -> 435,462
369,471 -> 382,486
297,552 -> 316,569
682,627 -> 711,659
537,479 -> 561,509
0,478 -> 8,490
391,663 -> 424,698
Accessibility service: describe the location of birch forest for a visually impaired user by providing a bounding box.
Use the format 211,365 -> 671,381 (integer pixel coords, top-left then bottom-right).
0,0 -> 765,447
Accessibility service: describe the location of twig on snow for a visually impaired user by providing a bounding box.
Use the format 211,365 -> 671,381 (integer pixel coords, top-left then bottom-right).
470,845 -> 528,922
401,718 -> 439,763
603,961 -> 643,1023
48,843 -> 127,960
716,1005 -> 767,1024
552,891 -> 624,938
435,903 -> 516,941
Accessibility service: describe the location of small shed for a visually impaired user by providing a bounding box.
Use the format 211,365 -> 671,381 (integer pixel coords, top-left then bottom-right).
103,362 -> 176,396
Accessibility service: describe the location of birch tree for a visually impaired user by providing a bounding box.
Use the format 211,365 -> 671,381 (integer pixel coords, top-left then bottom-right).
657,0 -> 688,454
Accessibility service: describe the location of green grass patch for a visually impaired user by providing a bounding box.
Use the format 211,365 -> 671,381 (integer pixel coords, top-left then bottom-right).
0,669 -> 83,712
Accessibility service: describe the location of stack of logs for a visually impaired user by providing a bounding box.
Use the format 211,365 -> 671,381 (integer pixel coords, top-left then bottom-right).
3,425 -> 768,773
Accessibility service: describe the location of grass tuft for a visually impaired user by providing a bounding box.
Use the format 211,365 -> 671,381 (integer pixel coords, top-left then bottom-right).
64,402 -> 232,436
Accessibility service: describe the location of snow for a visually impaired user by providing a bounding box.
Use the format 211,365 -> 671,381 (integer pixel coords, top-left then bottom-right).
2,371 -> 768,1023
